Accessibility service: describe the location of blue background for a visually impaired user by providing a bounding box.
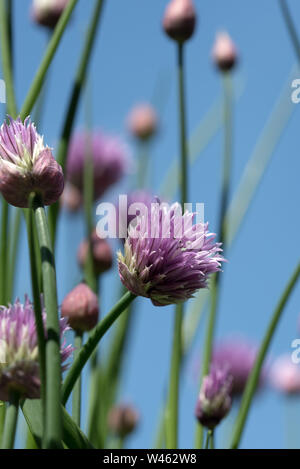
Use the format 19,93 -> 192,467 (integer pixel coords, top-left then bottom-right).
2,0 -> 300,449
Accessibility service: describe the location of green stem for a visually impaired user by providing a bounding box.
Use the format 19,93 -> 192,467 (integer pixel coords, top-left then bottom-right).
7,209 -> 21,301
195,72 -> 233,449
166,42 -> 189,450
1,392 -> 19,449
72,331 -> 83,426
0,201 -> 9,305
19,0 -> 78,120
0,0 -> 17,116
25,199 -> 46,409
279,0 -> 300,63
166,305 -> 183,449
0,0 -> 17,307
32,194 -> 62,449
230,260 -> 300,449
49,0 -> 106,245
62,291 -> 136,406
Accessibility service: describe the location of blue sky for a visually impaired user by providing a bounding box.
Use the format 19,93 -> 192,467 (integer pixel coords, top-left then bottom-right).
2,0 -> 300,449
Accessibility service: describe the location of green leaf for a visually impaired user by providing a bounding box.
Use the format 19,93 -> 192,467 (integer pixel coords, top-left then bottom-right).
21,400 -> 94,449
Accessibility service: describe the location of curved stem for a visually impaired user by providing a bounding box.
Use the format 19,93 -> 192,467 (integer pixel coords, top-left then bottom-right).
32,194 -> 62,449
19,0 -> 78,120
62,291 -> 136,406
49,0 -> 106,244
1,392 -> 19,449
230,260 -> 300,449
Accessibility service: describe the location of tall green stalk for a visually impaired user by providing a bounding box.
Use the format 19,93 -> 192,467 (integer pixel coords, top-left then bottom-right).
166,42 -> 188,449
230,260 -> 300,448
32,194 -> 62,449
25,200 -> 46,411
62,291 -> 136,406
195,72 -> 233,448
49,0 -> 106,244
0,0 -> 17,307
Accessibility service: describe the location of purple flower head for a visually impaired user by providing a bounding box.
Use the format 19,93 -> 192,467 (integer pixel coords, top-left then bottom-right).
0,297 -> 72,401
270,355 -> 300,395
32,0 -> 70,29
66,131 -> 129,202
212,337 -> 263,397
0,116 -> 64,208
118,202 -> 223,306
212,32 -> 238,72
163,0 -> 197,43
195,366 -> 232,430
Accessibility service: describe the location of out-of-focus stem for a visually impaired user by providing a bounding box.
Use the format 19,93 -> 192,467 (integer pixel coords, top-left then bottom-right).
19,0 -> 79,120
49,0 -> 106,245
230,260 -> 300,449
279,0 -> 300,63
195,72 -> 233,449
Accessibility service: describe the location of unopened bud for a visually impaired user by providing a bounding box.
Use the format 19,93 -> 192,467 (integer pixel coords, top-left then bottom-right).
127,104 -> 158,141
108,404 -> 139,438
32,0 -> 70,29
61,283 -> 99,332
195,366 -> 232,430
163,0 -> 196,43
212,32 -> 238,72
77,231 -> 113,276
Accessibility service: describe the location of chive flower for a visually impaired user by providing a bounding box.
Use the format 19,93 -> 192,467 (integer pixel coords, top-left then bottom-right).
0,117 -> 64,208
0,297 -> 72,401
118,202 -> 223,306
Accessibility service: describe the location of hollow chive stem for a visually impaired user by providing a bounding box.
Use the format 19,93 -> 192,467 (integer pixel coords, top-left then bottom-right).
32,194 -> 62,449
62,291 -> 136,406
72,331 -> 83,426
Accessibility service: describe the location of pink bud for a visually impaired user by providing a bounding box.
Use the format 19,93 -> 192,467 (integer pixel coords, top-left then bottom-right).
212,32 -> 238,72
108,404 -> 139,438
127,104 -> 158,141
61,283 -> 99,332
31,0 -> 70,29
271,355 -> 300,395
163,0 -> 196,43
77,231 -> 113,276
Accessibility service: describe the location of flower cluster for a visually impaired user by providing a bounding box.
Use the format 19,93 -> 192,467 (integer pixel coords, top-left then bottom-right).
0,297 -> 72,401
